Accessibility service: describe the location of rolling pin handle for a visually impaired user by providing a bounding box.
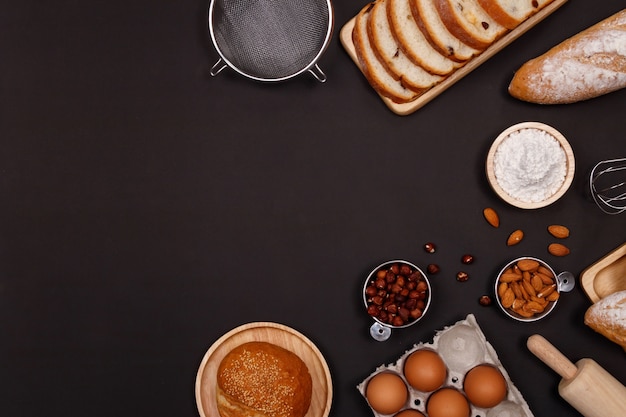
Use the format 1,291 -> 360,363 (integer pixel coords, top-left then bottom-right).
527,334 -> 578,380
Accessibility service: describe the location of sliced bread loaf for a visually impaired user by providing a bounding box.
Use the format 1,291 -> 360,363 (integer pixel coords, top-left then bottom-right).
435,0 -> 508,50
477,0 -> 554,29
368,0 -> 444,91
412,0 -> 480,61
353,3 -> 421,103
387,0 -> 461,75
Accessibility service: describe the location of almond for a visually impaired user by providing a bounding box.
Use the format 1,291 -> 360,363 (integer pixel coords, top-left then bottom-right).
483,207 -> 500,228
548,243 -> 570,257
507,229 -> 524,246
537,265 -> 555,279
499,272 -> 522,283
501,288 -> 515,308
517,259 -> 539,271
548,225 -> 570,239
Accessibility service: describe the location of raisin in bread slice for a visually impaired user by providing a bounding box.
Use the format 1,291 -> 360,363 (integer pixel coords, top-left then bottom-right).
412,0 -> 480,62
477,0 -> 555,29
387,0 -> 462,75
353,3 -> 420,103
368,0 -> 443,91
435,0 -> 508,50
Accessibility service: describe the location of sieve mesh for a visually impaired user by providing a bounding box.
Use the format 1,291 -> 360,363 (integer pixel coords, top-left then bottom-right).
210,0 -> 331,80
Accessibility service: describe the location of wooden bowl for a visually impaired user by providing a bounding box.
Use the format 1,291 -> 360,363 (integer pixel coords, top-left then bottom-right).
580,242 -> 626,303
195,322 -> 333,417
486,122 -> 575,209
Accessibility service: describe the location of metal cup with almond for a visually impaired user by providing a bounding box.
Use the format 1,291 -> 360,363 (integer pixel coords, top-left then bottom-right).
495,257 -> 575,322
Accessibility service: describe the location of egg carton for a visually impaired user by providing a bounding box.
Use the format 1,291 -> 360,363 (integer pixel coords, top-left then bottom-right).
357,314 -> 534,417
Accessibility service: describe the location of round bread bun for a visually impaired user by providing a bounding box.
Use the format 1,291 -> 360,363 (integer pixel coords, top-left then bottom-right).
216,341 -> 313,417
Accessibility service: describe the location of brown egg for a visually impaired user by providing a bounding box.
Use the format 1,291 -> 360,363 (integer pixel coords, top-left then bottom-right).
403,349 -> 447,392
395,410 -> 426,417
463,364 -> 508,408
365,372 -> 408,415
427,388 -> 470,417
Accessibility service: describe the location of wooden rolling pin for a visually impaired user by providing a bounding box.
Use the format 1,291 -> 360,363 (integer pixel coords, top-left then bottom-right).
527,334 -> 626,417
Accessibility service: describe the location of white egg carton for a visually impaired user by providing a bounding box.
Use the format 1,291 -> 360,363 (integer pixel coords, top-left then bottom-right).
357,314 -> 534,417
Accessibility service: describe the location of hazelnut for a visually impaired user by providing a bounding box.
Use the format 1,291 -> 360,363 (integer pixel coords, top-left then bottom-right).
424,242 -> 436,253
479,295 -> 492,306
456,271 -> 469,282
461,254 -> 474,264
427,264 -> 440,274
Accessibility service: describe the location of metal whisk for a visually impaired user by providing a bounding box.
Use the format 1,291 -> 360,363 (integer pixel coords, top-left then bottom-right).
589,157 -> 626,215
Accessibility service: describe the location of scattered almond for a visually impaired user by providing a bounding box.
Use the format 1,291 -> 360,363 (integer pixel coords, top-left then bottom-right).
548,225 -> 570,239
483,207 -> 500,228
548,243 -> 570,256
507,229 -> 524,246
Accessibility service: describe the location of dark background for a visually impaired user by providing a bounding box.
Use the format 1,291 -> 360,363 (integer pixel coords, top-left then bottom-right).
1,1 -> 625,416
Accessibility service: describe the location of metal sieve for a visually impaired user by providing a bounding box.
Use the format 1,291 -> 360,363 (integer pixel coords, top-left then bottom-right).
208,0 -> 333,82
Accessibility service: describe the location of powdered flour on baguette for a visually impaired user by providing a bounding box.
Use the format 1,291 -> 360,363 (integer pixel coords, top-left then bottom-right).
412,0 -> 480,61
435,0 -> 508,50
509,8 -> 626,104
353,3 -> 420,103
368,0 -> 443,91
477,0 -> 553,29
387,0 -> 461,75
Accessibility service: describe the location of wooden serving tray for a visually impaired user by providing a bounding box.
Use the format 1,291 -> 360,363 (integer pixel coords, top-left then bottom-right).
580,242 -> 626,303
195,322 -> 333,417
340,0 -> 569,115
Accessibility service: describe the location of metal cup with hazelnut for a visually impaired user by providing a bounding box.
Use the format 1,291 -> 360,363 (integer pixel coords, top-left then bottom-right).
365,262 -> 429,328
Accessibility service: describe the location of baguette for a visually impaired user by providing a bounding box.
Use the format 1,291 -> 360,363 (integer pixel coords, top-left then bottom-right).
509,9 -> 626,104
584,290 -> 626,350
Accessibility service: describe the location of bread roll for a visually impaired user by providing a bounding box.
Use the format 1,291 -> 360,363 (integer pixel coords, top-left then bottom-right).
216,341 -> 313,417
509,9 -> 626,104
584,290 -> 626,350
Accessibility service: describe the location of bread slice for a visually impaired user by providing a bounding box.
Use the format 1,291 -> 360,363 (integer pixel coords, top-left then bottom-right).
434,0 -> 508,50
412,0 -> 480,62
353,3 -> 420,103
476,0 -> 554,29
368,0 -> 444,91
387,0 -> 461,75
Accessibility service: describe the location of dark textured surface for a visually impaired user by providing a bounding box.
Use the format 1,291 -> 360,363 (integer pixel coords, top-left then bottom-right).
1,1 -> 625,416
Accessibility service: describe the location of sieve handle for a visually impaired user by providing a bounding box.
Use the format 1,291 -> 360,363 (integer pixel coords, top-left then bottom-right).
308,64 -> 327,83
210,58 -> 228,77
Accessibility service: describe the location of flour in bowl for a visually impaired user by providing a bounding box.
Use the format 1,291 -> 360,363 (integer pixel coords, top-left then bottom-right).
494,128 -> 566,203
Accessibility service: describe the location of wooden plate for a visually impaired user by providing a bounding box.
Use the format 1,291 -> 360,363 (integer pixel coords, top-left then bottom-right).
339,0 -> 569,115
485,121 -> 575,209
195,322 -> 333,417
580,242 -> 626,303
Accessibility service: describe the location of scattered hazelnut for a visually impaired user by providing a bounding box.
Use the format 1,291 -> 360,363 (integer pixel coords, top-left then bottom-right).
427,264 -> 440,274
424,242 -> 436,253
456,271 -> 469,282
479,295 -> 492,306
461,254 -> 474,264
